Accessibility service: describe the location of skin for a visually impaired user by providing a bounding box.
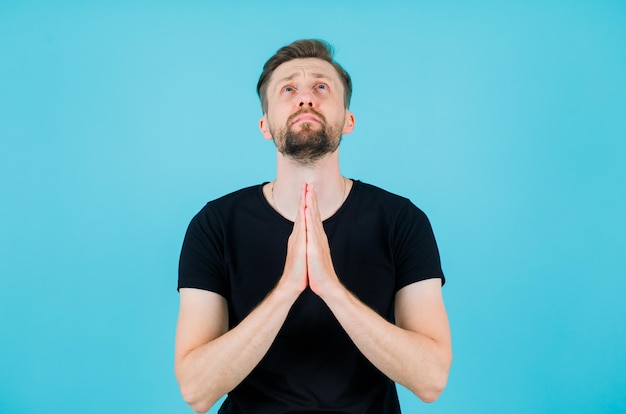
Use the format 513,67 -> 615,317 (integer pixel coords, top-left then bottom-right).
175,57 -> 452,413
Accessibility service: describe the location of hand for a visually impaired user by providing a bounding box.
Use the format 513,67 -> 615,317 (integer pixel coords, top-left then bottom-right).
277,184 -> 308,297
304,184 -> 341,298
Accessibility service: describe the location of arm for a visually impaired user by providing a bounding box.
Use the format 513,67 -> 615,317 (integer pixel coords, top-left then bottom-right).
320,279 -> 452,402
175,186 -> 309,413
304,185 -> 452,402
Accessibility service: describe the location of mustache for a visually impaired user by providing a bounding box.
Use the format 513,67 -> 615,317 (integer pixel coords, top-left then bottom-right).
287,108 -> 327,125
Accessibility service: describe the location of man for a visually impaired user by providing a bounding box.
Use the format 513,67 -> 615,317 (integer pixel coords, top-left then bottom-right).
175,39 -> 452,414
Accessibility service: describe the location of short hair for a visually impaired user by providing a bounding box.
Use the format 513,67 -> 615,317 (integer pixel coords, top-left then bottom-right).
256,39 -> 353,114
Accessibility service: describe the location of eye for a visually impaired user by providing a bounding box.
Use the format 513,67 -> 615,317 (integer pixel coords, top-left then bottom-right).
282,85 -> 295,93
315,83 -> 328,91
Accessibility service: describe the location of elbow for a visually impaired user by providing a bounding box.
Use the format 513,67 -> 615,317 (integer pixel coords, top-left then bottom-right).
418,346 -> 452,403
411,375 -> 448,403
179,382 -> 216,414
416,383 -> 446,404
413,374 -> 448,403
189,401 -> 212,414
409,360 -> 451,404
176,366 -> 220,414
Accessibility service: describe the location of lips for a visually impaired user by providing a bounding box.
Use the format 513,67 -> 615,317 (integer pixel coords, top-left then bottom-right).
291,114 -> 321,125
289,109 -> 326,126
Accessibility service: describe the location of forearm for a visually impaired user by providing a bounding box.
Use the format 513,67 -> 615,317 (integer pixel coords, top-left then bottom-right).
322,286 -> 452,403
176,286 -> 299,413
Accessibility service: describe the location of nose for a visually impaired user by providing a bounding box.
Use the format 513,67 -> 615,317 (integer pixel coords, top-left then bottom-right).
298,91 -> 314,107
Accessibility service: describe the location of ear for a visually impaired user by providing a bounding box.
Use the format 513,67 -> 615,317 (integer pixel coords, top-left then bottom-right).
259,115 -> 273,140
342,110 -> 355,135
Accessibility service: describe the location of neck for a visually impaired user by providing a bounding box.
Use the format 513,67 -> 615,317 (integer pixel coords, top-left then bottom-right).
268,150 -> 350,221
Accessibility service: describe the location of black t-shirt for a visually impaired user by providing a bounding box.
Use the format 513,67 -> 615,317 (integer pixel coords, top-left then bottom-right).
178,180 -> 444,413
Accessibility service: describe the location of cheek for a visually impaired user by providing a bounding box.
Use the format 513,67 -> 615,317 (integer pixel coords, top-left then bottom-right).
278,110 -> 295,126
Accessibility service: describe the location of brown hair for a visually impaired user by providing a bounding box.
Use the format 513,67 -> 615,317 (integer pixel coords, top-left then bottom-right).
256,39 -> 352,113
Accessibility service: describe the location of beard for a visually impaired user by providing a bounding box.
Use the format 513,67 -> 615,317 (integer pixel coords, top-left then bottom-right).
271,109 -> 343,166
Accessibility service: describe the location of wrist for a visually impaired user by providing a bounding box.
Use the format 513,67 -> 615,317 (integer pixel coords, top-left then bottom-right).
316,277 -> 348,304
274,276 -> 305,303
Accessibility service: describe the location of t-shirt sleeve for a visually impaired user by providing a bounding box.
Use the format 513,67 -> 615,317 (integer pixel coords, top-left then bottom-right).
393,201 -> 445,291
178,204 -> 229,297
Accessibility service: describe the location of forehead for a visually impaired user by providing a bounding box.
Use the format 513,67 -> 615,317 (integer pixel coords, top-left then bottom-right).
269,58 -> 341,85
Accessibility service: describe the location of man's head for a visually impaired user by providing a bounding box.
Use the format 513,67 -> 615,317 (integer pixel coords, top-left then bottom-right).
257,39 -> 352,114
257,40 -> 355,166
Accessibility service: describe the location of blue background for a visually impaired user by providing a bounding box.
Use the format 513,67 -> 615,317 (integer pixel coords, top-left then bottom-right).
1,1 -> 625,413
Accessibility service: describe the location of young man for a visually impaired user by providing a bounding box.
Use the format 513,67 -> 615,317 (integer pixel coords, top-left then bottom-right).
175,39 -> 452,414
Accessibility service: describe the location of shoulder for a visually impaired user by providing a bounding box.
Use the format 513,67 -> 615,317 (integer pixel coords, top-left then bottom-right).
207,184 -> 264,210
193,184 -> 265,219
184,184 -> 267,238
351,180 -> 428,220
353,180 -> 411,205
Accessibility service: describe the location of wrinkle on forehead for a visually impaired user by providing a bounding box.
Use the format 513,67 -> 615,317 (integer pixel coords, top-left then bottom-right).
277,72 -> 332,84
270,58 -> 340,86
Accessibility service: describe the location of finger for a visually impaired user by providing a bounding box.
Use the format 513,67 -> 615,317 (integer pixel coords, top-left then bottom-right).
301,182 -> 307,217
305,191 -> 326,252
283,184 -> 309,292
305,184 -> 321,224
297,183 -> 307,233
293,182 -> 306,221
306,183 -> 317,210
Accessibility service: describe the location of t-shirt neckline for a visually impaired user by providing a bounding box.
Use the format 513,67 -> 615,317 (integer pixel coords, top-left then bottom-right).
257,179 -> 359,225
